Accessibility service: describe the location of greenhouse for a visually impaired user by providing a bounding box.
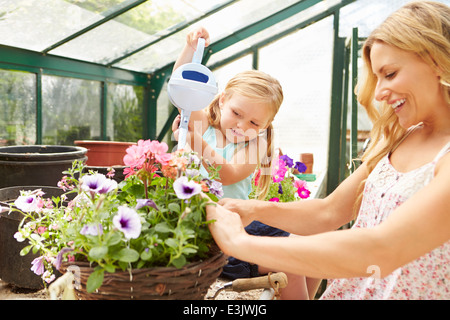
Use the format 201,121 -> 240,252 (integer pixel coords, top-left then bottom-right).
1,0 -> 449,301
2,0 -> 439,192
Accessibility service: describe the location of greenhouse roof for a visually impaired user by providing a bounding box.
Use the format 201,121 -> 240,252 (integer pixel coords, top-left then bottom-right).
0,0 -> 356,76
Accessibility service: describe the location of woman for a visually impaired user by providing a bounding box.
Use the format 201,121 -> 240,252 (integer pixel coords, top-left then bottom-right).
207,1 -> 450,299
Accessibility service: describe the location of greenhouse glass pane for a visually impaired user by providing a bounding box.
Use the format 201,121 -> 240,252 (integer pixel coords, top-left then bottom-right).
339,0 -> 450,38
51,0 -> 231,65
42,75 -> 101,145
207,0 -> 344,67
259,16 -> 334,175
114,0 -> 301,72
106,83 -> 144,142
0,0 -> 129,52
0,69 -> 36,145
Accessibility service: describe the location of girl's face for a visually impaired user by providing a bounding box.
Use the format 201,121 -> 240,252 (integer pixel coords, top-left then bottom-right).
370,41 -> 442,129
219,92 -> 273,143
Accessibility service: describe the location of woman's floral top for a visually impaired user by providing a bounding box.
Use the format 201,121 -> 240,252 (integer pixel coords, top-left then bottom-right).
321,142 -> 450,300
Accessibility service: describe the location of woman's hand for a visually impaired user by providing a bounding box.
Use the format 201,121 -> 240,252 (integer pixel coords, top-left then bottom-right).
206,203 -> 248,257
218,198 -> 259,227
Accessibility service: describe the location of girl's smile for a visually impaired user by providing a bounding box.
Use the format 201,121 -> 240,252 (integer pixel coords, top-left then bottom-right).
219,93 -> 273,144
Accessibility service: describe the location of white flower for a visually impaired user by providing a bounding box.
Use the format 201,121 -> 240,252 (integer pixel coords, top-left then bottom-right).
14,195 -> 39,212
113,206 -> 142,239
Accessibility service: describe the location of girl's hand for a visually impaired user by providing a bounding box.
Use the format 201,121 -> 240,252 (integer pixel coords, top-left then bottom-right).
171,114 -> 197,146
186,27 -> 210,51
172,114 -> 181,141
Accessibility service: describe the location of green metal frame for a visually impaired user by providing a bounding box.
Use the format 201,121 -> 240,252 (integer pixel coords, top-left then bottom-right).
0,44 -> 150,144
327,27 -> 362,193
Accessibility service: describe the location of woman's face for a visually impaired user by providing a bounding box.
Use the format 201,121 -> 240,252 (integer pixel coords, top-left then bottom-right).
219,92 -> 273,143
370,41 -> 442,128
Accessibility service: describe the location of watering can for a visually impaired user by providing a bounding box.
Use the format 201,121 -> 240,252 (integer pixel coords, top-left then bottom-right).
168,38 -> 218,150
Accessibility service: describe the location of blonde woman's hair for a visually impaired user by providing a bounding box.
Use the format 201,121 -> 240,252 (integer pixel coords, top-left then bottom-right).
354,1 -> 450,216
207,70 -> 284,200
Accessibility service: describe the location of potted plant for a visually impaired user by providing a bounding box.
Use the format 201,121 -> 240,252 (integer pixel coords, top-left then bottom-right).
250,153 -> 311,202
8,139 -> 227,300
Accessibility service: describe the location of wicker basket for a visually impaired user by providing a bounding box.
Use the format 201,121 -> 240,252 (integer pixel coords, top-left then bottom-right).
59,251 -> 227,300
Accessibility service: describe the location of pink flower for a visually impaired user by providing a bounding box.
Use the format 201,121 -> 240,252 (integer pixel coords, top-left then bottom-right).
123,144 -> 146,168
294,179 -> 307,190
148,140 -> 168,155
269,197 -> 279,202
272,158 -> 287,183
37,226 -> 47,235
156,152 -> 172,166
297,187 -> 311,199
254,169 -> 261,186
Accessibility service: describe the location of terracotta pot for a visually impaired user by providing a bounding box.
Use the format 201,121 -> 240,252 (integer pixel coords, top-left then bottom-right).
299,153 -> 314,174
74,140 -> 135,167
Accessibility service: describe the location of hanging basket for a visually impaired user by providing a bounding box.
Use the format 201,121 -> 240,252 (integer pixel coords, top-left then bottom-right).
59,250 -> 227,300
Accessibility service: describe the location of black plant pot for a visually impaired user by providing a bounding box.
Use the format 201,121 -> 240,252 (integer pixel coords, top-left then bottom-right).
0,145 -> 87,188
0,186 -> 65,289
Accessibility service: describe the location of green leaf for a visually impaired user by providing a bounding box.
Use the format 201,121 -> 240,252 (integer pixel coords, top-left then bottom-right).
103,264 -> 116,273
19,245 -> 32,256
117,248 -> 139,263
86,268 -> 104,293
140,249 -> 152,261
168,202 -> 180,213
106,232 -> 122,246
154,222 -> 171,233
172,255 -> 187,269
165,238 -> 178,249
89,246 -> 108,260
182,247 -> 197,255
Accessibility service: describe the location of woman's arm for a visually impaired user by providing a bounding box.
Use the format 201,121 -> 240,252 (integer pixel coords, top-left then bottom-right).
220,161 -> 369,234
209,154 -> 450,279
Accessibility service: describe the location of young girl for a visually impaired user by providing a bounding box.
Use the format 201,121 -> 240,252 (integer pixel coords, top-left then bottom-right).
172,27 -> 282,202
172,28 -> 304,297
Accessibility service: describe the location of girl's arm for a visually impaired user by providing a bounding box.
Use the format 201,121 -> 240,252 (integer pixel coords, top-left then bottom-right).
209,153 -> 450,279
171,27 -> 211,141
189,129 -> 257,185
173,27 -> 210,71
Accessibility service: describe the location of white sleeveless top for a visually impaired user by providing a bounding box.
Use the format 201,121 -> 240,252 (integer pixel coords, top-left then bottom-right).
321,139 -> 450,300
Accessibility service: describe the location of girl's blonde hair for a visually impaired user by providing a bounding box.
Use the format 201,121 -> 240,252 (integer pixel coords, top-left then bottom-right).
354,1 -> 450,216
207,70 -> 284,200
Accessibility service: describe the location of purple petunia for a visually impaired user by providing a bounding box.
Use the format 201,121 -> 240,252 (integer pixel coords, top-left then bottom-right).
113,206 -> 142,239
173,176 -> 202,199
294,161 -> 307,173
54,247 -> 73,270
278,183 -> 283,194
14,194 -> 38,212
80,223 -> 103,236
81,173 -> 118,194
202,178 -> 224,198
31,256 -> 45,276
280,155 -> 294,168
135,199 -> 158,211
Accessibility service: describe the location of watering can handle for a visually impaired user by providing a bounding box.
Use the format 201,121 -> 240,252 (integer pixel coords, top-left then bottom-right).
192,38 -> 205,64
